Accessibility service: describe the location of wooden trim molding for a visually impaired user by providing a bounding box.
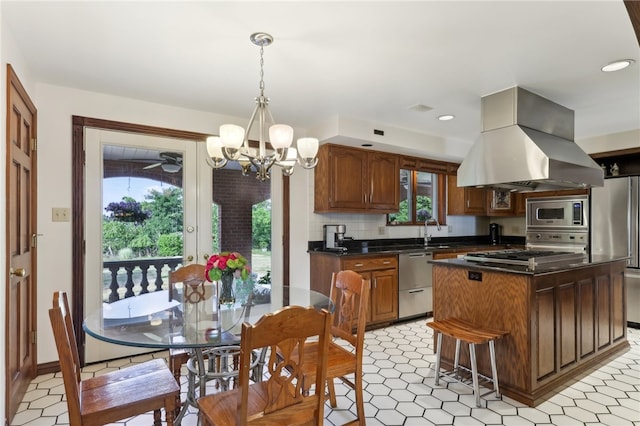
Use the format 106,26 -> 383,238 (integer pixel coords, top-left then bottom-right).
625,0 -> 640,46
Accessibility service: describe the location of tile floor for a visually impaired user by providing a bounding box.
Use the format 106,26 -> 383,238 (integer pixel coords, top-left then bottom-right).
12,319 -> 640,426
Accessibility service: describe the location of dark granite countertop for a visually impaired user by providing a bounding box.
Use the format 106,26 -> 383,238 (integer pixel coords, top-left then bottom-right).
308,236 -> 525,256
429,255 -> 629,275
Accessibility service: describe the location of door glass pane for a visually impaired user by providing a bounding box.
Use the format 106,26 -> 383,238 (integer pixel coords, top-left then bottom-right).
102,145 -> 184,302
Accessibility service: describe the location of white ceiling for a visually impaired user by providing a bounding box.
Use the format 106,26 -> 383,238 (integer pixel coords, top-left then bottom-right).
3,1 -> 639,159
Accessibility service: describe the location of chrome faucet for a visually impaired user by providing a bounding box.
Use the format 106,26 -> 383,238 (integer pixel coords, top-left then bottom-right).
424,217 -> 442,247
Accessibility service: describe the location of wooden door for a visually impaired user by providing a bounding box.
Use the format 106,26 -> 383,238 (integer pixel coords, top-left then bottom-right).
446,174 -> 486,215
465,187 -> 487,215
370,269 -> 398,323
368,152 -> 399,210
329,146 -> 368,209
5,64 -> 38,423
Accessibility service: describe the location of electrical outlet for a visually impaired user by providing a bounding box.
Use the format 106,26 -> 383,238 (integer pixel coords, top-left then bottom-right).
511,226 -> 520,234
448,225 -> 453,233
378,226 -> 386,236
52,207 -> 71,222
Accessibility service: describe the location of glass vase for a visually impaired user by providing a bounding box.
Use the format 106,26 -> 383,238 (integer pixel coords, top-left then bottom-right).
219,273 -> 236,305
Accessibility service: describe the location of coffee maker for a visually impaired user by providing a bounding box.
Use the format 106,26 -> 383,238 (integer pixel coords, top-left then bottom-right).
489,223 -> 502,245
324,224 -> 346,250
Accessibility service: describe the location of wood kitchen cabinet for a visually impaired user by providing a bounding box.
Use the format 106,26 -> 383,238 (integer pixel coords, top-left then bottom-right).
486,189 -> 516,216
432,259 -> 627,406
447,174 -> 486,215
314,144 -> 399,213
514,188 -> 587,217
514,193 -> 527,216
309,252 -> 398,326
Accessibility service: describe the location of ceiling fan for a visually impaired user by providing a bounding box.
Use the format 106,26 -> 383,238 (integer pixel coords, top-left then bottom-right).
143,152 -> 183,173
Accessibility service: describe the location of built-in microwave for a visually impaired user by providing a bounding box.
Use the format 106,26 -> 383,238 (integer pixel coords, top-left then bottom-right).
526,195 -> 589,231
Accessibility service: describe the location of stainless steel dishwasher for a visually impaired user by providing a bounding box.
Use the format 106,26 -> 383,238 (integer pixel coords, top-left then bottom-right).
398,251 -> 433,319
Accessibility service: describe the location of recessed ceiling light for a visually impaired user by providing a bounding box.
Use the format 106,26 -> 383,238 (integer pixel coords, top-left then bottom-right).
601,59 -> 635,72
437,114 -> 455,121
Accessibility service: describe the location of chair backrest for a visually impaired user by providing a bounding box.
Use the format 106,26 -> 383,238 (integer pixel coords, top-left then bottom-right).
168,263 -> 207,303
49,291 -> 83,424
237,305 -> 331,425
330,270 -> 371,350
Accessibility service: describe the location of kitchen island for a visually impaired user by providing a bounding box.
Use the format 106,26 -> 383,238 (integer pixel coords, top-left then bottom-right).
431,256 -> 629,406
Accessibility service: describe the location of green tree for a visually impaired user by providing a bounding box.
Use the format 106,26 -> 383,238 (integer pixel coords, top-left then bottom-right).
252,200 -> 271,250
157,233 -> 183,256
130,233 -> 155,257
141,187 -> 183,240
102,220 -> 136,256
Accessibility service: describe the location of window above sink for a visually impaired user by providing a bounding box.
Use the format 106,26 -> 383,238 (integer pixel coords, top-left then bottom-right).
387,164 -> 448,227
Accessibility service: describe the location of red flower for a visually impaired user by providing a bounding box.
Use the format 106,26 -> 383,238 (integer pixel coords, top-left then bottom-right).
205,251 -> 250,282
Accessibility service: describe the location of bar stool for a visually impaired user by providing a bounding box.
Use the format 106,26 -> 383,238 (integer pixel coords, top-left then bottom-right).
427,317 -> 509,407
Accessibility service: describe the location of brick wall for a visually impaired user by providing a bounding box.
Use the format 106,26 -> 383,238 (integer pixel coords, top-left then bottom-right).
212,168 -> 270,266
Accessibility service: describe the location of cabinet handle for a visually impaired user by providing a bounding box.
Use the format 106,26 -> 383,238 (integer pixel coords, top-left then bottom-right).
382,261 -> 391,264
374,279 -> 377,289
354,263 -> 364,267
467,199 -> 470,208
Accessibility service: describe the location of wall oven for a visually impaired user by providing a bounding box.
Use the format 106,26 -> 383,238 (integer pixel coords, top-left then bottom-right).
526,195 -> 589,254
526,195 -> 589,231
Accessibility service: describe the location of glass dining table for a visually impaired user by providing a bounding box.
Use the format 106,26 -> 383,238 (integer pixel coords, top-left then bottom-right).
83,286 -> 333,424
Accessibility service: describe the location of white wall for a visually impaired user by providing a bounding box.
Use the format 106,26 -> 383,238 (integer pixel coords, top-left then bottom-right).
577,129 -> 640,154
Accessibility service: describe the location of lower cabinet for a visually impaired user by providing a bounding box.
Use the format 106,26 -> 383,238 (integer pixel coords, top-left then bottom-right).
309,253 -> 398,326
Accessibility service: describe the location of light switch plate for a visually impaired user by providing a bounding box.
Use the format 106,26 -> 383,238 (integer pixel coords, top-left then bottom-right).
52,207 -> 71,222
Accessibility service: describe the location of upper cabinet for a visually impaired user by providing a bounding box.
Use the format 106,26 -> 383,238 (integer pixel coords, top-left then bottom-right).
314,144 -> 399,213
486,189 -> 516,216
447,174 -> 486,215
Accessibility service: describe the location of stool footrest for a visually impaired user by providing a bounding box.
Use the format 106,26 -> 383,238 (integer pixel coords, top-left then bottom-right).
439,365 -> 494,391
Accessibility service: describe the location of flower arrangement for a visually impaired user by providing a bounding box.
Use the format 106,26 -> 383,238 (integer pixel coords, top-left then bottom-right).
205,251 -> 250,282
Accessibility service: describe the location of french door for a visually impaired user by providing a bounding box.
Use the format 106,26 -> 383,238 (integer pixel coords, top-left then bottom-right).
84,128 -> 212,362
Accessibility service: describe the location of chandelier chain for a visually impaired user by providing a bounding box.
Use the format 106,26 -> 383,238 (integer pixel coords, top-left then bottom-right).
259,45 -> 265,97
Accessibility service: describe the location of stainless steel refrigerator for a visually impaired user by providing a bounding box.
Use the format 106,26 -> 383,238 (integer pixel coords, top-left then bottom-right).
590,176 -> 640,324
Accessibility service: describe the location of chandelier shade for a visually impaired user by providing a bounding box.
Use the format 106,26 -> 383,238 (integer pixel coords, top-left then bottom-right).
206,32 -> 319,181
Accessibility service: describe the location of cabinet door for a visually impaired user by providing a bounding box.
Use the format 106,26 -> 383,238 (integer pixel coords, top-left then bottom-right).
368,152 -> 399,210
465,187 -> 487,214
447,174 -> 486,215
370,268 -> 398,323
486,190 -> 515,216
514,193 -> 527,216
329,146 -> 368,209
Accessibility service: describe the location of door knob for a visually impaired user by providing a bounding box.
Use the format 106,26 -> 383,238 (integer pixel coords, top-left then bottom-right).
10,268 -> 26,277
186,255 -> 194,262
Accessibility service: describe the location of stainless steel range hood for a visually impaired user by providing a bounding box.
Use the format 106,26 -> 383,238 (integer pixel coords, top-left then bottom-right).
457,87 -> 604,192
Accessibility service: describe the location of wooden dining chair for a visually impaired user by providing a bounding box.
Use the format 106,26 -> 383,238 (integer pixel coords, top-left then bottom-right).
167,263 -> 208,384
49,291 -> 180,426
295,270 -> 371,426
197,305 -> 332,425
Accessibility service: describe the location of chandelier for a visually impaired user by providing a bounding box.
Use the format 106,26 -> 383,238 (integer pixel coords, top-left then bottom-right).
206,32 -> 319,181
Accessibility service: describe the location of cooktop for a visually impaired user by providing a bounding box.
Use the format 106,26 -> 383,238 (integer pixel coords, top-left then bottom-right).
463,249 -> 586,270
